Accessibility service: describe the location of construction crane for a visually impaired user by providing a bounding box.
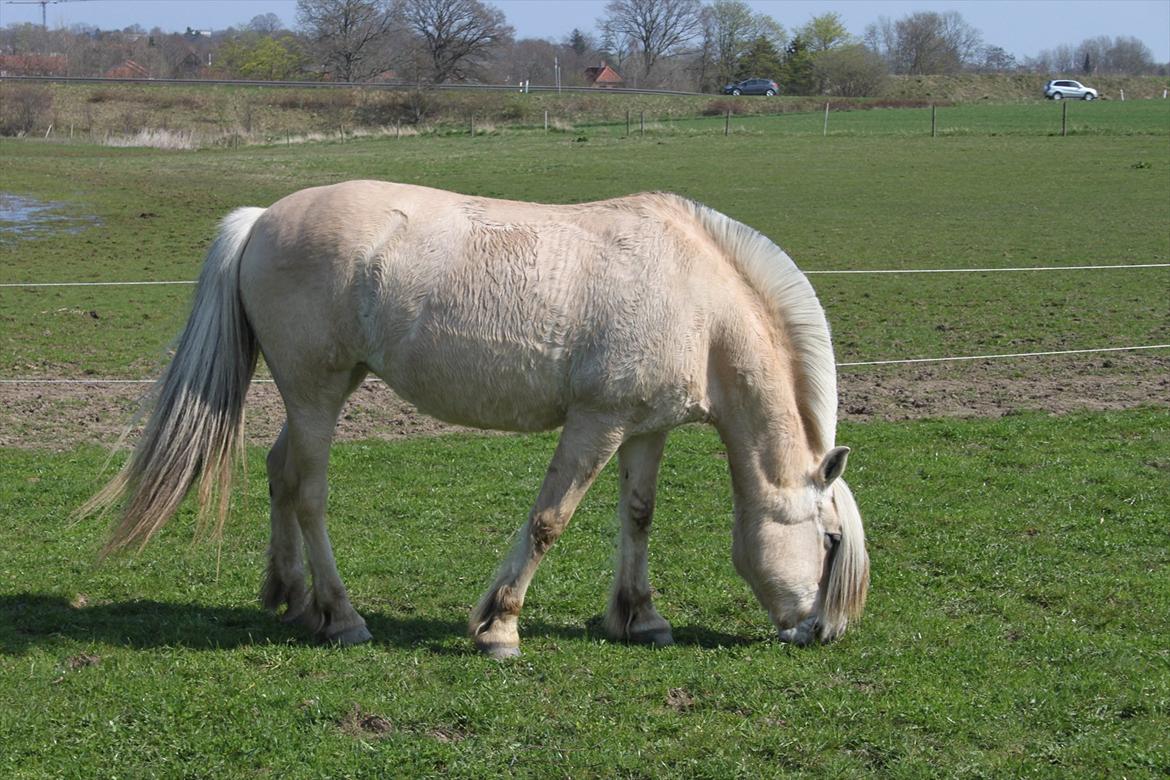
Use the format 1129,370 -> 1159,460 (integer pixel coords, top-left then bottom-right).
2,0 -> 90,30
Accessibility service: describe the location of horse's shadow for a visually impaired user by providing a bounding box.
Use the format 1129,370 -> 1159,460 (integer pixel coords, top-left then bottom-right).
0,594 -> 750,655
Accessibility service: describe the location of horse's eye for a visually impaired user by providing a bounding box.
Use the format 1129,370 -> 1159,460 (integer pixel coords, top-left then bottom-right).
825,532 -> 842,548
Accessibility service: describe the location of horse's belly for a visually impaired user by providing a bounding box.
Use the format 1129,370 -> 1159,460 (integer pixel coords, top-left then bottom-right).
375,333 -> 569,432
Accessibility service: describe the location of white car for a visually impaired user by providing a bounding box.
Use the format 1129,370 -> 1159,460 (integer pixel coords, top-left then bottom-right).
1044,80 -> 1098,100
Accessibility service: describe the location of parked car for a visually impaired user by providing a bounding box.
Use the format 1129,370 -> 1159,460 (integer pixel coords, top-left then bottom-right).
1044,79 -> 1098,100
723,78 -> 780,96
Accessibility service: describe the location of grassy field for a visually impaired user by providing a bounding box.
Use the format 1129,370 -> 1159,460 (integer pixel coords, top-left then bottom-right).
2,100 -> 1168,377
1,412 -> 1168,777
1,101 -> 1168,776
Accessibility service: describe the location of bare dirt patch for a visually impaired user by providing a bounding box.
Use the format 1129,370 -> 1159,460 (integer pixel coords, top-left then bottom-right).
1,354 -> 1166,451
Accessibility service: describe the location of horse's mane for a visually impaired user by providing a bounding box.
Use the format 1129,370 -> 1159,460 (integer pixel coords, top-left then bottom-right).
671,196 -> 838,454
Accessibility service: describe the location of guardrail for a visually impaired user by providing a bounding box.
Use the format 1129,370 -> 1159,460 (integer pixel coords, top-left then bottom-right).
0,74 -> 705,97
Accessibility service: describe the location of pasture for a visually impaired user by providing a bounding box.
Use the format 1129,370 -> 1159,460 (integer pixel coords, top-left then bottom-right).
1,101 -> 1168,776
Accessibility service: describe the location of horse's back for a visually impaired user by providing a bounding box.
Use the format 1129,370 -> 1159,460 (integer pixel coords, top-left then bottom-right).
239,181 -> 722,432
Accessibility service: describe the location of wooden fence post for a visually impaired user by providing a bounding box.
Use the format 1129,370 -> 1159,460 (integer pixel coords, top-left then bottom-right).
931,104 -> 936,137
824,102 -> 830,136
725,109 -> 730,136
626,109 -> 630,136
640,111 -> 644,135
1061,101 -> 1067,137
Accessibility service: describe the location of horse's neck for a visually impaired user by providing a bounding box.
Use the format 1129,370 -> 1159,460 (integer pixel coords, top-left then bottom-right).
709,320 -> 815,508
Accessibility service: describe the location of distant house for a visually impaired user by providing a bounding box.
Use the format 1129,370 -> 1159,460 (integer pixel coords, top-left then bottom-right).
0,54 -> 67,77
105,60 -> 150,79
584,62 -> 624,89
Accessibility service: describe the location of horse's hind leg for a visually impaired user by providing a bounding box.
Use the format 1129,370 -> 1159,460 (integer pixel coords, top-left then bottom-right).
604,432 -> 673,647
276,368 -> 372,645
261,424 -> 310,623
470,411 -> 625,658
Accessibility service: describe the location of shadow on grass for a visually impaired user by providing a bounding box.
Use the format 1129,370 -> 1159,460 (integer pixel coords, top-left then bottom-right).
0,594 -> 752,654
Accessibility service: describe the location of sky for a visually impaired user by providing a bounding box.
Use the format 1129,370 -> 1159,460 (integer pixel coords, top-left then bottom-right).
1,0 -> 1167,63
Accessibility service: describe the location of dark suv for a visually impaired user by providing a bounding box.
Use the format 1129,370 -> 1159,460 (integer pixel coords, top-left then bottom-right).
723,78 -> 780,96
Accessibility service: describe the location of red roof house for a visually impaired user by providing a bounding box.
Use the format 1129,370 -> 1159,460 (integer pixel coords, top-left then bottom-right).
584,62 -> 624,89
105,59 -> 150,79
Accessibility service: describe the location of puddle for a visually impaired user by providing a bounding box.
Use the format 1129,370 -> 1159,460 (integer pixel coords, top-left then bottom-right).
0,192 -> 101,241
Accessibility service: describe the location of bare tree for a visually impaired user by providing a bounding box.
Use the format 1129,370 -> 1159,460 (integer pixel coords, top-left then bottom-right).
395,0 -> 513,83
868,10 -> 982,75
296,0 -> 396,81
1101,36 -> 1156,74
1033,35 -> 1157,76
812,44 -> 888,96
601,0 -> 704,82
248,13 -> 286,34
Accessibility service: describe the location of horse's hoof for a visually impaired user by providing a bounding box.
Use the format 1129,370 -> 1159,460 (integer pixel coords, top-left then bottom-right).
328,624 -> 373,646
280,605 -> 308,625
629,628 -> 675,647
478,643 -> 521,660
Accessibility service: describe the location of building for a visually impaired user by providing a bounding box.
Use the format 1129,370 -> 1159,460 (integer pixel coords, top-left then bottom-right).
584,62 -> 624,89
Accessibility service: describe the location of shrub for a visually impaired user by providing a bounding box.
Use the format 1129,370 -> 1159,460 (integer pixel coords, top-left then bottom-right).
0,83 -> 54,136
701,99 -> 747,116
354,91 -> 436,126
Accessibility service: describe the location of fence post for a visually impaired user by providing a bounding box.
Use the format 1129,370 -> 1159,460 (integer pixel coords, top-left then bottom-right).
640,111 -> 644,135
725,109 -> 730,136
931,104 -> 936,137
544,110 -> 548,131
824,102 -> 830,136
626,109 -> 630,136
470,115 -> 475,136
1061,101 -> 1067,136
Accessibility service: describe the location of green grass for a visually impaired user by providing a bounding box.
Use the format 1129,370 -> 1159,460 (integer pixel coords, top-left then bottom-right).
1,411 -> 1167,777
2,101 -> 1168,377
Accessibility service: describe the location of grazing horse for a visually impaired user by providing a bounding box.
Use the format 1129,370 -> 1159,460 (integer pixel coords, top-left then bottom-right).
83,181 -> 869,657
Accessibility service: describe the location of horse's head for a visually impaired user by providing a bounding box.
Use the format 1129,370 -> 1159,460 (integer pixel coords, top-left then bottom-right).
731,447 -> 869,646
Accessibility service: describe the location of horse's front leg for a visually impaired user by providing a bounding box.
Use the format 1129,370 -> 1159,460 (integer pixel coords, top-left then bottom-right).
470,412 -> 625,658
604,432 -> 674,646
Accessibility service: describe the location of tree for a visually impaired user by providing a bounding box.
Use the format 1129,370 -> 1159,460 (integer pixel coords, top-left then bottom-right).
812,43 -> 887,96
871,10 -> 982,75
600,0 -> 703,82
700,0 -> 785,89
597,20 -> 635,73
566,28 -> 592,58
220,34 -> 307,80
777,34 -> 815,94
1104,36 -> 1155,74
1034,35 -> 1157,76
395,0 -> 513,83
978,45 -> 1016,73
248,13 -> 285,34
296,0 -> 396,81
798,12 -> 851,52
734,34 -> 782,81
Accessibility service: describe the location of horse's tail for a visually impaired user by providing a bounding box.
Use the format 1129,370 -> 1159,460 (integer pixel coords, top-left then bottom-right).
79,206 -> 267,555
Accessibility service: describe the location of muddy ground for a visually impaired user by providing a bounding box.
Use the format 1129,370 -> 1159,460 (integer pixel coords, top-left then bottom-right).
2,354 -> 1166,452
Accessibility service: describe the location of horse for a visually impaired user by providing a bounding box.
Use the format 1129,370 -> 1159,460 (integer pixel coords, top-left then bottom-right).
82,180 -> 869,657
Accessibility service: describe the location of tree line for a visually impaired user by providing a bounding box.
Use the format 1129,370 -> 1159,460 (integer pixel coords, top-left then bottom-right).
1,0 -> 1165,94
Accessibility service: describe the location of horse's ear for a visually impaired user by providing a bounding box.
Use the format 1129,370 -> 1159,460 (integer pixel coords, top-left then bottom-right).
817,446 -> 850,487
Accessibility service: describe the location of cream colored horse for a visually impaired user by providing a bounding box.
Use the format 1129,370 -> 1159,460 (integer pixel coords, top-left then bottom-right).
84,181 -> 869,657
